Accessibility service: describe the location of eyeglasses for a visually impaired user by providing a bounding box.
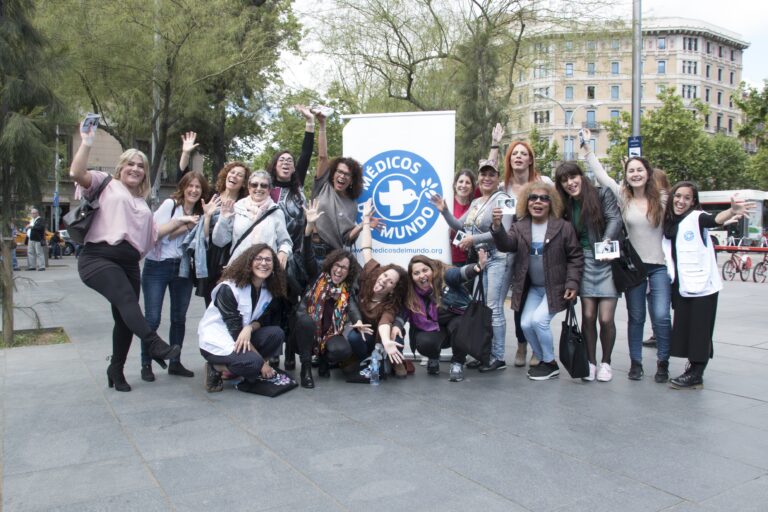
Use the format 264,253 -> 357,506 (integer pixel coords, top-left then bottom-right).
249,182 -> 269,189
253,256 -> 273,265
277,156 -> 294,163
332,262 -> 350,272
335,170 -> 352,178
527,194 -> 551,203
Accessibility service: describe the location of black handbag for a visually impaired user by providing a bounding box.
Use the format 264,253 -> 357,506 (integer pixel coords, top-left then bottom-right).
453,273 -> 493,364
610,228 -> 647,292
63,176 -> 112,244
558,301 -> 590,379
234,368 -> 298,397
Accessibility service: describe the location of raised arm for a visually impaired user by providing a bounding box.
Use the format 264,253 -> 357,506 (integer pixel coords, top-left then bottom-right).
294,105 -> 315,185
178,131 -> 199,177
360,198 -> 375,264
714,193 -> 756,225
429,193 -> 464,231
579,129 -> 620,197
69,119 -> 96,189
487,122 -> 504,165
314,110 -> 330,180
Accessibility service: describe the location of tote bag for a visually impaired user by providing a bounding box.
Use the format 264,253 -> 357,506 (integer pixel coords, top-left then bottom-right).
558,301 -> 590,379
453,274 -> 493,364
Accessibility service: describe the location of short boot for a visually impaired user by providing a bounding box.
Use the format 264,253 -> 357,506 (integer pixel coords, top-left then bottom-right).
514,344 -> 527,367
107,362 -> 131,392
300,363 -> 315,389
141,363 -> 155,382
654,360 -> 669,383
145,332 -> 181,366
168,361 -> 195,377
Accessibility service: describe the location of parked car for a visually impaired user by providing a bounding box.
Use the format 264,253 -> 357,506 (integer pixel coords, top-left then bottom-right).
58,230 -> 76,256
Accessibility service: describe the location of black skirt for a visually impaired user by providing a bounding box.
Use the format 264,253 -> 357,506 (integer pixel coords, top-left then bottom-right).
670,286 -> 718,362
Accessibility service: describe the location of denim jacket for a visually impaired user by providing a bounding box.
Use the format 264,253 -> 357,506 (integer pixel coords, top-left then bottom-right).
179,216 -> 209,279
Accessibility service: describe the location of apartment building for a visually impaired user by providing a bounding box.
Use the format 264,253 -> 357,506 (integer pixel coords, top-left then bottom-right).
510,17 -> 749,160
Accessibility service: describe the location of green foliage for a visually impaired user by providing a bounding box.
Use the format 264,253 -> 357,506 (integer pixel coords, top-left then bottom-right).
733,80 -> 768,148
746,147 -> 768,190
697,134 -> 749,190
528,127 -> 560,179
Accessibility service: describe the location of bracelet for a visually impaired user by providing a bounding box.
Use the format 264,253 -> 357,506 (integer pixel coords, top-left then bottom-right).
490,145 -> 499,149
361,246 -> 372,250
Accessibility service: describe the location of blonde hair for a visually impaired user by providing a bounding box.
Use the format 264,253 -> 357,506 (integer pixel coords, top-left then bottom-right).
515,181 -> 563,220
114,149 -> 151,198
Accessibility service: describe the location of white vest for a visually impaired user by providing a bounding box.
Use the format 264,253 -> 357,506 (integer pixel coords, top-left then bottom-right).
197,280 -> 273,356
662,211 -> 722,297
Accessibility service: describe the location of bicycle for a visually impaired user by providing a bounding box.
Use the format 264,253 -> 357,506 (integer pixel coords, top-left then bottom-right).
722,251 -> 752,281
752,252 -> 768,283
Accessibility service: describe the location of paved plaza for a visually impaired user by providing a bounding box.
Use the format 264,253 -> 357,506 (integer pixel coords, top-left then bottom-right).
1,256 -> 767,511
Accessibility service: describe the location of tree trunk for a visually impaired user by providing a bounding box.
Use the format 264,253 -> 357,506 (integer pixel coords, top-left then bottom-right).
1,163 -> 14,347
212,95 -> 227,173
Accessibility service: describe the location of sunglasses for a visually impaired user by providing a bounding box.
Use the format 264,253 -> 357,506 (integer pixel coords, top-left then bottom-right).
248,182 -> 269,189
527,194 -> 551,203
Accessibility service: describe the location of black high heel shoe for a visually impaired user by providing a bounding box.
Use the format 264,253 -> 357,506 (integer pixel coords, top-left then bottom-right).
145,333 -> 181,363
107,363 -> 131,392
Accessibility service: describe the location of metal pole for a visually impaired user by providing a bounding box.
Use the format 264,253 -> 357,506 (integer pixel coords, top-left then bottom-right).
54,124 -> 60,231
631,0 -> 642,138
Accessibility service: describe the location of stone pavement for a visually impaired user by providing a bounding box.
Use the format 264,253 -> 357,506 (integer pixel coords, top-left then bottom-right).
1,256 -> 767,511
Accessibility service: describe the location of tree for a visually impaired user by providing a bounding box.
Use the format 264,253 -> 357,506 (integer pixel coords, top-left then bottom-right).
733,80 -> 768,149
36,0 -> 298,195
0,0 -> 62,345
528,127 -> 559,178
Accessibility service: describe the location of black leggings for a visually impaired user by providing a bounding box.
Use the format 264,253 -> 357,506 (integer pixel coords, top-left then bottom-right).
78,242 -> 153,366
409,310 -> 467,364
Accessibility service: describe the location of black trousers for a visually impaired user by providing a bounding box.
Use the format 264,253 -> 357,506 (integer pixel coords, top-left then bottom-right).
409,310 -> 467,364
200,326 -> 284,381
78,242 -> 152,367
294,314 -> 354,364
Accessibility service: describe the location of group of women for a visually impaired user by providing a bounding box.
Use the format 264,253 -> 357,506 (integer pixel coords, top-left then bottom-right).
70,111 -> 748,394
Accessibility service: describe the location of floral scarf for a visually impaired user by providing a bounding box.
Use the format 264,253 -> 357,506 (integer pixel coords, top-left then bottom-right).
306,272 -> 350,354
410,285 -> 439,332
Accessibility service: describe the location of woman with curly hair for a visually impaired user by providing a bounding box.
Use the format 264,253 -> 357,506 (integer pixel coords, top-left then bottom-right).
491,181 -> 584,381
198,244 -> 288,393
555,162 -> 623,382
580,128 -> 671,382
397,249 -> 487,383
309,112 -> 367,265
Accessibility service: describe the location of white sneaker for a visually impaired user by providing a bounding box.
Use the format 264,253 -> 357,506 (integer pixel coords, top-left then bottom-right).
596,363 -> 613,382
582,363 -> 596,382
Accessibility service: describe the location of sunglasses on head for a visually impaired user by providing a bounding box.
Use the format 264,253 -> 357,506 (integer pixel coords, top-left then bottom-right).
527,194 -> 551,203
249,182 -> 269,189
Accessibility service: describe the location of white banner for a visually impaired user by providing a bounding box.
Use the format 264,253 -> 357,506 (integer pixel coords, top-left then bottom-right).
342,111 -> 456,269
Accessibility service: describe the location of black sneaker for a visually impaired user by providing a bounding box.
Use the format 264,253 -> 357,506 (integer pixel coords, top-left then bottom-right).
141,364 -> 155,382
654,360 -> 669,383
427,359 -> 440,375
466,359 -> 483,370
479,359 -> 507,373
669,372 -> 703,389
204,362 -> 223,392
628,361 -> 644,380
642,335 -> 657,348
528,361 -> 560,381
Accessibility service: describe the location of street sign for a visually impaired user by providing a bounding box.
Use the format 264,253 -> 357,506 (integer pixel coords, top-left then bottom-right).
628,136 -> 642,157
53,190 -> 59,208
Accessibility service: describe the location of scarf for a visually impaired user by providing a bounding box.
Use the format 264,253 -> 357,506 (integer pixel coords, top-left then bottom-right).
242,196 -> 273,245
410,285 -> 439,332
306,272 -> 350,354
663,208 -> 694,240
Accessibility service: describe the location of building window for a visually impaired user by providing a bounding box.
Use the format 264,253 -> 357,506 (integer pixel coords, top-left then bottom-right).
534,64 -> 550,79
730,71 -> 734,84
682,85 -> 697,99
716,114 -> 722,130
683,61 -> 697,75
565,63 -> 573,76
610,110 -> 620,121
586,85 -> 596,100
587,40 -> 596,51
563,137 -> 575,159
728,118 -> 734,133
717,91 -> 722,105
718,46 -> 723,57
729,95 -> 733,108
535,42 -> 549,54
565,110 -> 574,124
706,41 -> 711,54
657,60 -> 666,74
718,68 -> 723,81
611,61 -> 620,75
518,92 -> 523,104
565,86 -> 574,100
518,70 -> 525,81
589,138 -> 597,152
706,64 -> 711,78
611,39 -> 620,50
658,37 -> 666,49
565,40 -> 573,51
534,111 -> 550,124
587,62 -> 596,76
684,37 -> 698,51
731,49 -> 735,61
586,110 -> 597,129
534,86 -> 551,98
611,85 -> 620,100
704,114 -> 710,129
656,84 -> 667,95
705,88 -> 710,102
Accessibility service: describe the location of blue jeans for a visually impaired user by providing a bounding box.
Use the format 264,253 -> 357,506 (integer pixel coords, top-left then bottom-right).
141,258 -> 194,365
624,263 -> 671,363
482,251 -> 512,361
520,286 -> 556,363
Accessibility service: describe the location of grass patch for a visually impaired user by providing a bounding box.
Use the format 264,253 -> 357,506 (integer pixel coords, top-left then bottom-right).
1,327 -> 70,347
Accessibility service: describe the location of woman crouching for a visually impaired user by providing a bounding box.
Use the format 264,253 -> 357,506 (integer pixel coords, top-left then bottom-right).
198,244 -> 288,392
491,182 -> 584,381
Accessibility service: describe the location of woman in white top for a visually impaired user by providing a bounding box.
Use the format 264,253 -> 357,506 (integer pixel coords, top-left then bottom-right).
140,171 -> 213,382
580,128 -> 671,382
213,170 -> 292,268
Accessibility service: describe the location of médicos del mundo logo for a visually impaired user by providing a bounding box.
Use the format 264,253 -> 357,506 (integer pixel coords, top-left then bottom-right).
358,150 -> 443,244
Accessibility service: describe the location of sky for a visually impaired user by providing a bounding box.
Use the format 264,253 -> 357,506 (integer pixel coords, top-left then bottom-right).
280,0 -> 768,95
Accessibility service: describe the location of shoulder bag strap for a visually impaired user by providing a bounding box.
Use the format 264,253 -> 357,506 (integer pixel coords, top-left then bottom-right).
230,206 -> 278,256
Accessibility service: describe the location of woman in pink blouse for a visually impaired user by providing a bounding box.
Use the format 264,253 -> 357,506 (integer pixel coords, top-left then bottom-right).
70,119 -> 198,392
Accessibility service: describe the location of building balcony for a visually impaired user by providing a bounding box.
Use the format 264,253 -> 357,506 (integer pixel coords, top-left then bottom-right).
582,121 -> 601,130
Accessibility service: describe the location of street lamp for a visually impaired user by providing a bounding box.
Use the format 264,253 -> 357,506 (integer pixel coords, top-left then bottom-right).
534,93 -> 602,160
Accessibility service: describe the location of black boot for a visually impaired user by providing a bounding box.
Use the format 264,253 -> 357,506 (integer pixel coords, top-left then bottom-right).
145,332 -> 181,365
654,360 -> 669,383
141,363 -> 155,382
107,362 -> 131,392
284,351 -> 296,371
300,363 -> 315,389
318,356 -> 330,378
168,361 -> 195,377
268,356 -> 280,369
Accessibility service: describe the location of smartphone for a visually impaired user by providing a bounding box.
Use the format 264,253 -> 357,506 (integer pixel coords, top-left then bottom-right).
452,230 -> 466,246
82,113 -> 101,132
578,129 -> 587,148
